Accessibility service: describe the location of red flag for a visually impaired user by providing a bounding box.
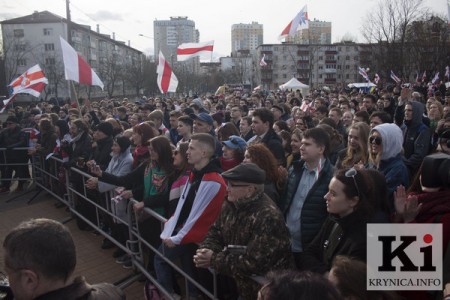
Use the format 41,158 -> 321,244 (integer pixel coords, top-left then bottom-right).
157,51 -> 178,94
2,65 -> 48,112
259,54 -> 267,67
60,36 -> 104,89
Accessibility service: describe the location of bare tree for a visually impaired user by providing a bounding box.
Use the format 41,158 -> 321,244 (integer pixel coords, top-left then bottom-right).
361,0 -> 428,78
2,33 -> 36,83
99,54 -> 123,98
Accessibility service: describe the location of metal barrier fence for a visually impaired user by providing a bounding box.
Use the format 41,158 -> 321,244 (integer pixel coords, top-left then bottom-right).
0,148 -> 218,300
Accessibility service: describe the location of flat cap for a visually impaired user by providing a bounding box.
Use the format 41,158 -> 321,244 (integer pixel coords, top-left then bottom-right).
221,163 -> 266,184
189,112 -> 213,125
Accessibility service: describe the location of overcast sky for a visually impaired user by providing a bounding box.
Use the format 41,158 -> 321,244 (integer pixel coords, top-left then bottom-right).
0,0 -> 447,58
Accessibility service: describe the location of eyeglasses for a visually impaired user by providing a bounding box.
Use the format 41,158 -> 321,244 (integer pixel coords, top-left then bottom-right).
369,136 -> 382,145
345,168 -> 361,199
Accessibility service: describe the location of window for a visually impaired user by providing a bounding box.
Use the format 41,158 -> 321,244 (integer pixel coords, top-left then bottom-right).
318,56 -> 323,60
283,74 -> 287,79
337,65 -> 341,70
345,65 -> 350,70
346,74 -> 350,79
318,65 -> 323,70
44,43 -> 55,51
14,29 -> 24,37
17,58 -> 27,66
45,58 -> 55,65
14,44 -> 26,51
319,74 -> 322,79
345,56 -> 350,60
43,28 -> 52,36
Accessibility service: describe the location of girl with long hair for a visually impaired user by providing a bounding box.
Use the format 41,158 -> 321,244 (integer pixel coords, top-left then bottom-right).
336,122 -> 370,169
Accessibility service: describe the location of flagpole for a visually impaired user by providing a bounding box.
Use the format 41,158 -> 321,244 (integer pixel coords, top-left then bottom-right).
70,81 -> 82,118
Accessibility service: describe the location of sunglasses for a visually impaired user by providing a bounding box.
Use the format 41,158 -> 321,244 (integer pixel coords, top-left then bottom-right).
345,168 -> 361,199
369,136 -> 382,145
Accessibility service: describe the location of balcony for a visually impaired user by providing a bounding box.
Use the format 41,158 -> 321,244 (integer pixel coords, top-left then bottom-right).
325,60 -> 336,64
297,51 -> 309,56
297,60 -> 309,64
325,50 -> 337,55
324,78 -> 337,84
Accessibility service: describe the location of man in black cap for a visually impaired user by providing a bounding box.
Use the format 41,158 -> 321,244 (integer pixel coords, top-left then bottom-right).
194,163 -> 292,300
0,116 -> 29,193
89,122 -> 114,171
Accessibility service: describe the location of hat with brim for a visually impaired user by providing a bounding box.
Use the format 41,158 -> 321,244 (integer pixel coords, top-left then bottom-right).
189,112 -> 213,126
221,163 -> 266,184
222,135 -> 247,152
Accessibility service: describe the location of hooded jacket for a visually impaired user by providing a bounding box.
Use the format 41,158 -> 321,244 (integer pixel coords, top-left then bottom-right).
402,101 -> 431,176
371,123 -> 409,213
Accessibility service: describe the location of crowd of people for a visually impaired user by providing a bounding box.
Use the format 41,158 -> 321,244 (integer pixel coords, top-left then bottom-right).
1,83 -> 450,300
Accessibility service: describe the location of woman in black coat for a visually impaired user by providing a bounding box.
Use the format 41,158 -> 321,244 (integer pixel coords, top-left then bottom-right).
297,168 -> 377,274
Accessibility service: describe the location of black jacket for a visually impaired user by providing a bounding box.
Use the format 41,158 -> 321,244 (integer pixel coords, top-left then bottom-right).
261,128 -> 286,167
297,212 -> 368,274
281,158 -> 334,248
91,136 -> 113,171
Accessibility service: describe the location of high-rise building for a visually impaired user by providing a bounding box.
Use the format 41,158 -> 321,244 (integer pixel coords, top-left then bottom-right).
1,10 -> 143,99
286,19 -> 332,44
153,17 -> 198,65
231,22 -> 263,56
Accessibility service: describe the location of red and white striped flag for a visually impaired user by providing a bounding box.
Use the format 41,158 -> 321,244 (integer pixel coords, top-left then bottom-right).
177,41 -> 214,62
157,51 -> 178,94
279,5 -> 308,40
60,36 -> 104,89
422,71 -> 427,82
259,54 -> 267,67
1,64 -> 48,113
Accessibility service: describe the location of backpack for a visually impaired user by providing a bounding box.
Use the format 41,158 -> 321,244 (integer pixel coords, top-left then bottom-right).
144,280 -> 161,300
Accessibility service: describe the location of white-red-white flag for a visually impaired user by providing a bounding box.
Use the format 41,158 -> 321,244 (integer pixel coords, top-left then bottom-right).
60,36 -> 104,89
1,64 -> 48,113
259,54 -> 267,67
432,72 -> 440,84
177,41 -> 214,61
157,51 -> 178,94
279,5 -> 308,40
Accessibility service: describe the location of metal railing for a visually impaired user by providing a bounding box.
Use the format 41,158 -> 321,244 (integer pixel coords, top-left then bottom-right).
0,149 -> 219,300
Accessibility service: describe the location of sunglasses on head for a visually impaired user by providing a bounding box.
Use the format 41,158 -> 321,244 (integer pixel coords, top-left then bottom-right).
345,168 -> 361,199
369,136 -> 382,145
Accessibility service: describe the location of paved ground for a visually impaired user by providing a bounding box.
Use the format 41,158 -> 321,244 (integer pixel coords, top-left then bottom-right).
0,183 -> 144,299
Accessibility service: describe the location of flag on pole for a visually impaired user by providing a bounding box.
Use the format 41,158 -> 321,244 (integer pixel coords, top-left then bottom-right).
279,5 -> 308,40
177,41 -> 214,61
445,66 -> 449,79
157,51 -> 178,94
447,0 -> 450,25
422,71 -> 427,82
358,67 -> 370,82
390,70 -> 401,83
415,71 -> 420,83
1,64 -> 48,113
374,73 -> 380,84
432,72 -> 440,84
60,36 -> 104,89
259,54 -> 267,67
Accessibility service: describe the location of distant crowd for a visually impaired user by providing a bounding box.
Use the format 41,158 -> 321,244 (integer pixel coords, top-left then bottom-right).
1,83 -> 450,300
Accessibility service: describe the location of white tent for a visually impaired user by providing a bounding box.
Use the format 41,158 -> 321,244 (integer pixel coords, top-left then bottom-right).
347,82 -> 376,88
279,77 -> 309,90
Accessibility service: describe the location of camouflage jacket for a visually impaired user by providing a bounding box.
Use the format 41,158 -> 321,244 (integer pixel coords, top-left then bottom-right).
201,192 -> 293,300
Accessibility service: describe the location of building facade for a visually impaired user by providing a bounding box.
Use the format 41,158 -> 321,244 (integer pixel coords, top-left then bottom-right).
286,19 -> 332,45
256,42 -> 372,90
231,22 -> 263,56
1,10 -> 143,100
153,17 -> 200,73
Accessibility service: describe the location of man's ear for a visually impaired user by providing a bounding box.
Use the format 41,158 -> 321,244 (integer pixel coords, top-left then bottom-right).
20,269 -> 40,294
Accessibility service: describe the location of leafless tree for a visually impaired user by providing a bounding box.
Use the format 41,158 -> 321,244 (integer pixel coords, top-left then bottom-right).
361,0 -> 429,78
2,34 -> 36,83
99,53 -> 123,98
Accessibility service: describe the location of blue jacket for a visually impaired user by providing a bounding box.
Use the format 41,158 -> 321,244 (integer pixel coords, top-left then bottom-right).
281,158 -> 334,248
